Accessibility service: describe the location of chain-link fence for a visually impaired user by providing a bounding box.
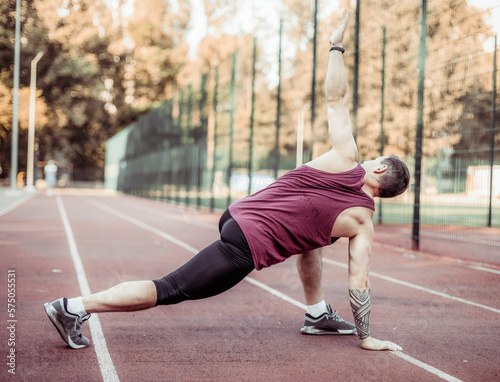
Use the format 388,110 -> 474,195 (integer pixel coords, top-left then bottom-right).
105,0 -> 500,248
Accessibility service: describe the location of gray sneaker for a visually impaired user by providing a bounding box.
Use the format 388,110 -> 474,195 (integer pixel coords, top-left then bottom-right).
301,304 -> 357,335
44,297 -> 91,349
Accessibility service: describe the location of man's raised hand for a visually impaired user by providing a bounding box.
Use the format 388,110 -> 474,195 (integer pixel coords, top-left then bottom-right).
329,9 -> 350,47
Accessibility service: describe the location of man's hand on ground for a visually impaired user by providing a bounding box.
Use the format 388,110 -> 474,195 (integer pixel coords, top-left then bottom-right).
329,9 -> 350,47
360,337 -> 403,351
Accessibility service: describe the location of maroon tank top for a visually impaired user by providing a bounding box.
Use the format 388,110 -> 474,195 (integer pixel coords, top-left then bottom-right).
229,164 -> 375,270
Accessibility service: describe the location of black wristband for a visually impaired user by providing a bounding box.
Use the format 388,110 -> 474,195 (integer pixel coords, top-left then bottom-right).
330,46 -> 345,54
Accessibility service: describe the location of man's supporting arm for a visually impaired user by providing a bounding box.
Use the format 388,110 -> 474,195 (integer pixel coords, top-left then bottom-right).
348,224 -> 402,351
349,288 -> 371,340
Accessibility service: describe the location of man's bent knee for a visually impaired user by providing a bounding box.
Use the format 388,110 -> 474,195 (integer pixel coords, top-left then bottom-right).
153,273 -> 189,306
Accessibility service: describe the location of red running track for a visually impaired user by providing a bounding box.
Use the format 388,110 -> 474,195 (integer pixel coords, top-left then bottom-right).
1,189 -> 499,382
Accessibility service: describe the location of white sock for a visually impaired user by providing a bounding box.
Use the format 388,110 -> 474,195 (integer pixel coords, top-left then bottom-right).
66,297 -> 88,317
306,300 -> 328,317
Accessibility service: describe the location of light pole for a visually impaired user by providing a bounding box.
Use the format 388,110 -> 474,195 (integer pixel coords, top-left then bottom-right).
26,51 -> 44,190
10,0 -> 21,190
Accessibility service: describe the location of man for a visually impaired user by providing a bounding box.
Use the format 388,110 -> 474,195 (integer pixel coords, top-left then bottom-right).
44,160 -> 58,196
44,9 -> 408,352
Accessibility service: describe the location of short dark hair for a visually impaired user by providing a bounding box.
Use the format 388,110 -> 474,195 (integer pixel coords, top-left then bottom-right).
378,155 -> 410,198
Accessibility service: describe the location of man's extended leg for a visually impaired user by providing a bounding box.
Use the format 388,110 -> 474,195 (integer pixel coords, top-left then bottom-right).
297,248 -> 356,335
83,280 -> 157,313
44,211 -> 254,349
43,280 -> 158,349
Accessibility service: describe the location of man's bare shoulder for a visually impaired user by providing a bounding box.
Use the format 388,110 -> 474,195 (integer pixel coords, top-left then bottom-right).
331,207 -> 374,238
306,149 -> 358,173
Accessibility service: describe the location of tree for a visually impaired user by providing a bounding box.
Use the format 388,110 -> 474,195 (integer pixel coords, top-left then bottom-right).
0,0 -> 192,182
0,0 -> 50,180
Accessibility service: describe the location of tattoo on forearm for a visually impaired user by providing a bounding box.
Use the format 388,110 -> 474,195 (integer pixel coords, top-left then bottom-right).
349,289 -> 371,340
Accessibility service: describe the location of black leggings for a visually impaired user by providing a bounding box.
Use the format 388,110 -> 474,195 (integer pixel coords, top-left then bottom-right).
153,210 -> 255,305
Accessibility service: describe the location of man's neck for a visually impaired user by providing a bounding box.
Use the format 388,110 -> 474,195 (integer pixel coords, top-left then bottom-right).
361,172 -> 378,199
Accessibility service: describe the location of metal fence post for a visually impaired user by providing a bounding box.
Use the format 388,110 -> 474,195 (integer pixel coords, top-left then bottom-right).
210,67 -> 219,212
274,20 -> 283,180
309,0 -> 318,161
186,84 -> 193,206
248,38 -> 257,196
412,0 -> 428,250
175,91 -> 184,205
197,74 -> 208,208
488,35 -> 497,227
378,25 -> 386,224
352,0 -> 361,143
187,84 -> 193,138
227,52 -> 237,208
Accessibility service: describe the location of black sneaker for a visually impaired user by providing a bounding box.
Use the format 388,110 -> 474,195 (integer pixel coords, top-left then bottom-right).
44,297 -> 91,349
301,304 -> 356,335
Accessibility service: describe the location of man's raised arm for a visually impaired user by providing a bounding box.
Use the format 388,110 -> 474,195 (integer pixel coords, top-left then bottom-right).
326,10 -> 357,159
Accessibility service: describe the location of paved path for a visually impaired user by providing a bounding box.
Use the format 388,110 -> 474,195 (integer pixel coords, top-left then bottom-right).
1,189 -> 499,381
0,188 -> 35,216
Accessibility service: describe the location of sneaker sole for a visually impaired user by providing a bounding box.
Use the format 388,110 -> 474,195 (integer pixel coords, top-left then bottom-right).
301,326 -> 357,335
43,303 -> 88,349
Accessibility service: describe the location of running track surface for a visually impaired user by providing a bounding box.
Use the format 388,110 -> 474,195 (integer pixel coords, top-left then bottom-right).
1,189 -> 499,382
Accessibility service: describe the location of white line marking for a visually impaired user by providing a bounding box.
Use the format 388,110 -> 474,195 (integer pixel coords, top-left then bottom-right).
391,352 -> 463,382
117,199 -> 219,231
87,199 -> 307,310
244,277 -> 307,310
107,196 -> 500,275
86,198 -> 200,254
102,196 -> 500,280
0,191 -> 35,217
397,227 -> 499,247
88,197 -> 465,382
464,265 -> 500,275
56,194 -> 120,382
322,258 -> 500,314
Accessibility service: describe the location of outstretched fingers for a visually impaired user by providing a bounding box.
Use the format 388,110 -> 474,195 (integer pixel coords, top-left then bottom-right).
386,341 -> 403,352
341,8 -> 350,25
329,9 -> 351,46
360,337 -> 403,351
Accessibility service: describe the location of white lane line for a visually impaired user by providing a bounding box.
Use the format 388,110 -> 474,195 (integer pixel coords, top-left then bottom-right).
86,198 -> 200,254
323,258 -> 500,314
396,227 -> 498,247
88,197 -> 465,382
392,352 -> 463,382
105,196 -> 500,276
0,190 -> 35,217
56,194 -> 120,382
87,199 -> 302,309
244,277 -> 307,310
113,198 -> 219,231
464,265 -> 500,275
